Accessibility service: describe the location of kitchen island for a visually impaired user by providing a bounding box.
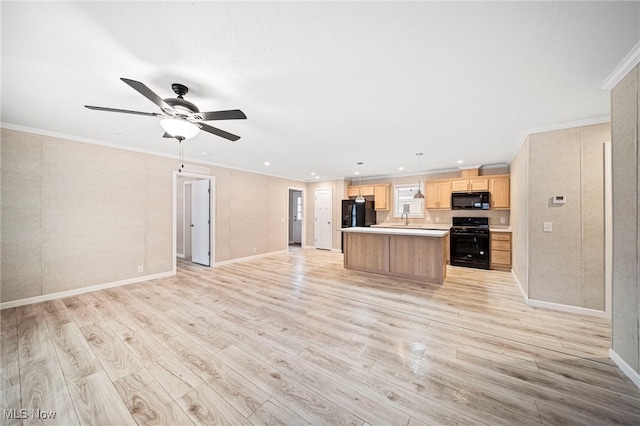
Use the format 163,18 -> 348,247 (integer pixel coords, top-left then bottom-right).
340,227 -> 449,284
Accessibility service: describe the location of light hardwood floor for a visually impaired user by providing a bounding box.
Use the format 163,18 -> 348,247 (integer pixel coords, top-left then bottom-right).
1,248 -> 639,425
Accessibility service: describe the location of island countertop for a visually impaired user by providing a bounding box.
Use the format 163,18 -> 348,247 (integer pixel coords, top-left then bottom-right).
340,226 -> 448,238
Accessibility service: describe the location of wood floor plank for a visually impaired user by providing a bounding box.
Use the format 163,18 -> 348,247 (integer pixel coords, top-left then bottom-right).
215,344 -> 366,426
79,321 -> 144,382
20,356 -> 80,426
250,343 -> 411,426
177,383 -> 254,426
248,399 -> 313,426
16,304 -> 56,366
67,370 -> 136,426
116,326 -> 204,400
114,368 -> 196,426
41,299 -> 73,327
148,333 -> 269,417
49,322 -> 101,382
1,384 -> 22,426
1,327 -> 20,390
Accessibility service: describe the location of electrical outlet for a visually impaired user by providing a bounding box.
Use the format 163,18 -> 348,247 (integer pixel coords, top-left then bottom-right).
137,265 -> 144,273
253,248 -> 257,253
544,222 -> 552,232
500,217 -> 506,224
435,217 -> 440,223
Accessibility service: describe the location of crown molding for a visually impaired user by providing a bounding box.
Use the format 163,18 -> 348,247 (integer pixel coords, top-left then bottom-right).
601,40 -> 640,90
507,115 -> 611,164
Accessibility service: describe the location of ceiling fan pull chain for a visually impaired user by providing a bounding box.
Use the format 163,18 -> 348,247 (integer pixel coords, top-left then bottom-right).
178,138 -> 184,172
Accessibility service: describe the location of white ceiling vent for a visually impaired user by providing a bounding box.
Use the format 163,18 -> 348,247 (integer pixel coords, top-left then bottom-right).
182,164 -> 211,175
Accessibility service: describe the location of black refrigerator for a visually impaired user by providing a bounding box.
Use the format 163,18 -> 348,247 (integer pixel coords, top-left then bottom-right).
342,199 -> 376,227
341,199 -> 376,252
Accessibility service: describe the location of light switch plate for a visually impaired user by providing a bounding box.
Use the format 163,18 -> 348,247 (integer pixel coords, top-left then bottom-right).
544,222 -> 552,232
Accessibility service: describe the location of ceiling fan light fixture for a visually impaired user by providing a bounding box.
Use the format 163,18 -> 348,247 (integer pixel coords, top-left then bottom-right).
160,118 -> 200,139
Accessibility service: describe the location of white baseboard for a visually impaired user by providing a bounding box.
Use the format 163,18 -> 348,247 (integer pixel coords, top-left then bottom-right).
0,271 -> 175,310
527,298 -> 607,318
609,348 -> 640,389
176,252 -> 185,259
512,270 -> 529,302
511,270 -> 606,318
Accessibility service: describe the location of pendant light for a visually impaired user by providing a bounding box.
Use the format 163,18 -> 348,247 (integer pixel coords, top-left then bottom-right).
355,162 -> 366,203
414,153 -> 425,199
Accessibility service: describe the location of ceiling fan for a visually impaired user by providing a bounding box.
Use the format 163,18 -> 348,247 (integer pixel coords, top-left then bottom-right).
85,78 -> 246,141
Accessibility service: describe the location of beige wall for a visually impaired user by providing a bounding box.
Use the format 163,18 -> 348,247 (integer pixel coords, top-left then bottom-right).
511,123 -> 609,311
1,129 -> 305,304
510,138 -> 529,293
611,63 -> 640,378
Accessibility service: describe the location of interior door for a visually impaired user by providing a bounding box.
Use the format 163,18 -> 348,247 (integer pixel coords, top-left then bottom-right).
314,188 -> 333,250
191,179 -> 210,266
292,191 -> 302,244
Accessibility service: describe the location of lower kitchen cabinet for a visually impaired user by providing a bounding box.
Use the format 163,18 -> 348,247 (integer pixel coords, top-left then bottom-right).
491,232 -> 512,272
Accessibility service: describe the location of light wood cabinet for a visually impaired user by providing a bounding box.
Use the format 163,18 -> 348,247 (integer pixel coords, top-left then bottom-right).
425,181 -> 451,210
347,184 -> 390,210
373,184 -> 390,210
489,176 -> 510,209
451,178 -> 489,192
347,185 -> 374,197
491,232 -> 511,272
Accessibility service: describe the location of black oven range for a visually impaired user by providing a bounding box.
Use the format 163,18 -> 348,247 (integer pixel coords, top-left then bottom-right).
449,217 -> 490,270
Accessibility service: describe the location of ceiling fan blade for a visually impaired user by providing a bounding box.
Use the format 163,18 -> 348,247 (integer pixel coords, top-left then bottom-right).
85,105 -> 160,117
199,123 -> 241,141
195,109 -> 247,121
120,78 -> 175,113
163,132 -> 173,138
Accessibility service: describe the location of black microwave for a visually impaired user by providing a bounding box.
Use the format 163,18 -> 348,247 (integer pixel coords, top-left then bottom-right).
451,191 -> 490,210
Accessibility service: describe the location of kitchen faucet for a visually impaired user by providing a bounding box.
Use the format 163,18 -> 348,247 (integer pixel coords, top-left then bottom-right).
401,211 -> 409,226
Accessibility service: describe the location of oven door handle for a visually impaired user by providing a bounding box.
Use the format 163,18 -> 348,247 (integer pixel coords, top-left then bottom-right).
451,233 -> 490,238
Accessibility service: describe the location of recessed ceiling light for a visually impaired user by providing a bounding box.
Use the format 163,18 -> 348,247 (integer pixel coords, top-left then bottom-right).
310,172 -> 316,175
355,171 -> 360,175
200,151 -> 208,156
315,176 -> 320,179
457,160 -> 464,164
398,166 -> 404,171
264,161 -> 270,166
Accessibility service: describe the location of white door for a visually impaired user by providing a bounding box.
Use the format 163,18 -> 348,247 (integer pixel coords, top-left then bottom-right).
292,191 -> 302,244
314,188 -> 333,250
191,179 -> 210,266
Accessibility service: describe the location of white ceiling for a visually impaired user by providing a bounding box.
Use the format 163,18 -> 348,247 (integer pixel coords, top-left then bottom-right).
2,1 -> 639,182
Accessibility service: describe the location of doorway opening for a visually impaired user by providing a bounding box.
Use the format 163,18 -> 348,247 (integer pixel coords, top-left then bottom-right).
288,188 -> 304,249
173,171 -> 215,270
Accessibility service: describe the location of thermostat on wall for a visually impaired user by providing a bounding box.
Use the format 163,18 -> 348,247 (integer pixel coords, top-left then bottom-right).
551,195 -> 566,204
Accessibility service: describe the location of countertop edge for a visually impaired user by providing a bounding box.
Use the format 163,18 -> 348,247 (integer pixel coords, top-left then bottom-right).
339,227 -> 449,238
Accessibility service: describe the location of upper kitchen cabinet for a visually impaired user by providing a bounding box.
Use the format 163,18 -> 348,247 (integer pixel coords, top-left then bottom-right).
489,176 -> 510,209
347,184 -> 390,210
451,178 -> 489,192
373,184 -> 390,210
347,185 -> 374,198
425,181 -> 452,209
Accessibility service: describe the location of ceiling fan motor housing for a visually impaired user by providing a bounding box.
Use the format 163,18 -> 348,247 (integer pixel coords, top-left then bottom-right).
164,97 -> 199,116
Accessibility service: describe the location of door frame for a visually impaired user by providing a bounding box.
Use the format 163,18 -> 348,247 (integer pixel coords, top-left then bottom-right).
287,187 -> 305,248
314,187 -> 333,250
173,171 -> 216,272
